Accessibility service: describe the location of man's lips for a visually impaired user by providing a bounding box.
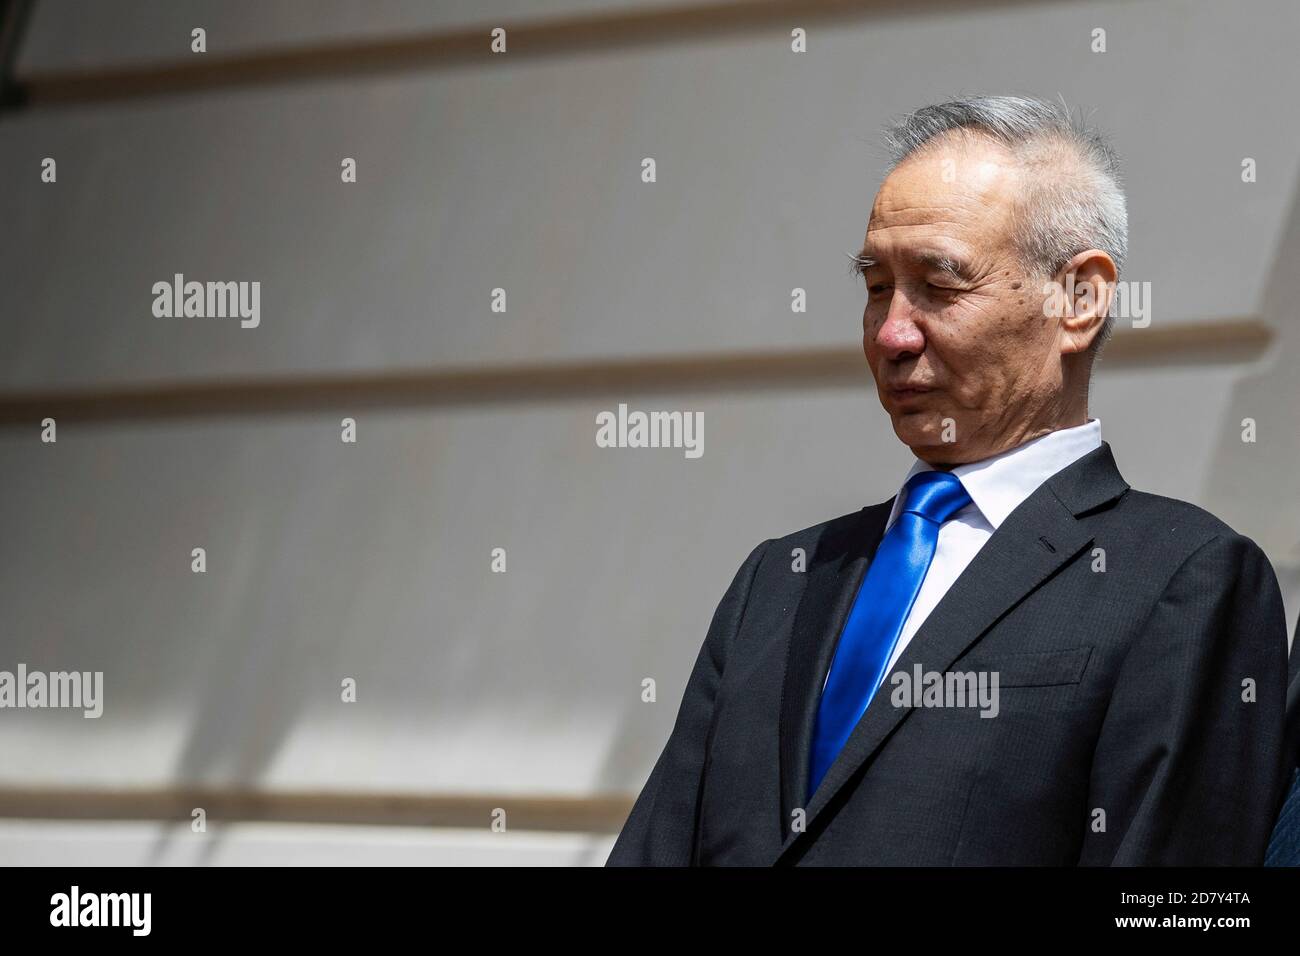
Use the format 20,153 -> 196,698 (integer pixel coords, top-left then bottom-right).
885,384 -> 935,397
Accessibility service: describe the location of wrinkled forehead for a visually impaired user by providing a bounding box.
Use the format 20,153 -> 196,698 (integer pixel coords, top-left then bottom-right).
865,133 -> 1022,262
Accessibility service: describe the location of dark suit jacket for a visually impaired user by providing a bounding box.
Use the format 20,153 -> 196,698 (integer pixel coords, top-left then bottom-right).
1265,629 -> 1300,865
607,442 -> 1290,865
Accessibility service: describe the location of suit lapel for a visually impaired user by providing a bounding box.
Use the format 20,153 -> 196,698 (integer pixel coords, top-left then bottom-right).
777,503 -> 891,839
773,441 -> 1129,865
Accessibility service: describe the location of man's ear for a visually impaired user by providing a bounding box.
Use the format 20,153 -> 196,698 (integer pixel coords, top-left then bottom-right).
1054,250 -> 1118,355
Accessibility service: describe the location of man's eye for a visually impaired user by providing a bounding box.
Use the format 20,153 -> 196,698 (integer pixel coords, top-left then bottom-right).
868,284 -> 892,295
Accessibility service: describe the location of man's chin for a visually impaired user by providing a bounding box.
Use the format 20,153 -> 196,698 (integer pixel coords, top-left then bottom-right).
889,413 -> 937,445
889,416 -> 964,466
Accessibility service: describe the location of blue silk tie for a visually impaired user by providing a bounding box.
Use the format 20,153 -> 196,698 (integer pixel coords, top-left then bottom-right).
808,470 -> 972,802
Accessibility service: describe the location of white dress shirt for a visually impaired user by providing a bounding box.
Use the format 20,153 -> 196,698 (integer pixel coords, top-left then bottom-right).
824,418 -> 1103,690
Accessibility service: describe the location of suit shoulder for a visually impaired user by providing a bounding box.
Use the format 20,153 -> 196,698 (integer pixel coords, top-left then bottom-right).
728,507 -> 880,614
1114,489 -> 1265,560
716,513 -> 862,589
765,504 -> 885,555
1119,489 -> 1235,536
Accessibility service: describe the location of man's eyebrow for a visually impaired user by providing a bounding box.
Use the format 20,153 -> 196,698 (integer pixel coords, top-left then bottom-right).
845,247 -> 972,282
915,250 -> 972,281
845,249 -> 877,278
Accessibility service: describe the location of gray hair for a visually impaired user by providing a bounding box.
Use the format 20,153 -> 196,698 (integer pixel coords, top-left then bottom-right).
881,95 -> 1127,353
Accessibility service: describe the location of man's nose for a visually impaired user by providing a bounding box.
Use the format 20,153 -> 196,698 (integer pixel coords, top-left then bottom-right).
872,298 -> 926,360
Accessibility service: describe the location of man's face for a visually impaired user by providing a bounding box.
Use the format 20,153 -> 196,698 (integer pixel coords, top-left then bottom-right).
860,135 -> 1064,466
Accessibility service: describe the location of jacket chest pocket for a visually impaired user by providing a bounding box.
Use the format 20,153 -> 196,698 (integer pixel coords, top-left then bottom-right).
963,645 -> 1094,687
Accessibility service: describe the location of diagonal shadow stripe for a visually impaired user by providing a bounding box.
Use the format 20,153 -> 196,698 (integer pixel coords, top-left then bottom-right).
12,0 -> 1064,109
0,320 -> 1274,427
0,786 -> 636,833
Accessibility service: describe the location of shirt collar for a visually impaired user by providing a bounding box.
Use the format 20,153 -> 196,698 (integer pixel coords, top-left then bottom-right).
886,418 -> 1104,531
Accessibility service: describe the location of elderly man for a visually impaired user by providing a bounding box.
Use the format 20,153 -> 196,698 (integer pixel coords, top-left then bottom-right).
607,95 -> 1290,866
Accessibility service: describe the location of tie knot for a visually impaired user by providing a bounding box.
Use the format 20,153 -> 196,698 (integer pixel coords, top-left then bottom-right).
899,470 -> 971,524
